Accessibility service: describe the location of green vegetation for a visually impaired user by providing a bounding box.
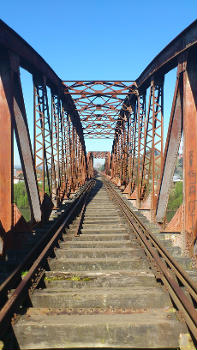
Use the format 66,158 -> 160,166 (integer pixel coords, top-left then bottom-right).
14,182 -> 29,209
14,180 -> 50,222
44,275 -> 94,282
67,276 -> 93,282
98,164 -> 105,171
95,163 -> 105,171
14,182 -> 31,221
44,276 -> 66,281
166,181 -> 183,222
21,271 -> 29,278
174,157 -> 183,179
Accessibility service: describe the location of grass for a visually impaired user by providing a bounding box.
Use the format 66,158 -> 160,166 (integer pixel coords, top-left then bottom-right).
21,271 -> 29,278
44,275 -> 93,282
14,182 -> 31,221
14,180 -> 50,222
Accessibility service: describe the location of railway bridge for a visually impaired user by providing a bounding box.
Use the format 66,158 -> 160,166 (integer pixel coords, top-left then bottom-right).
0,19 -> 197,349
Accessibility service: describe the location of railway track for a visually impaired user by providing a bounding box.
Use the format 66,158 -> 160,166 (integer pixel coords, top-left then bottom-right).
0,176 -> 197,349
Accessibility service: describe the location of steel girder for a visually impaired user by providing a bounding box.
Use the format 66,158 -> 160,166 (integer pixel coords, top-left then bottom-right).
88,151 -> 111,175
62,81 -> 137,139
0,19 -> 197,256
0,25 -> 89,253
109,24 -> 197,254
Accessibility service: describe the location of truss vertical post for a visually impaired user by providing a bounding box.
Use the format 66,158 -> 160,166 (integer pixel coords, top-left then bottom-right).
67,114 -> 72,194
51,93 -> 61,202
137,92 -> 146,198
60,106 -> 66,197
34,82 -> 43,201
34,78 -> 49,203
76,134 -> 82,187
117,133 -> 121,184
81,146 -> 86,183
183,48 -> 197,250
120,126 -> 126,186
151,78 -> 164,214
130,100 -> 138,194
70,121 -> 75,192
59,100 -> 66,199
122,121 -> 127,187
0,53 -> 13,234
138,78 -> 163,216
10,55 -> 41,223
156,64 -> 183,224
127,114 -> 131,183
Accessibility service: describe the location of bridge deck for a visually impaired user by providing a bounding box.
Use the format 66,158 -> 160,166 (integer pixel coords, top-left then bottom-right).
12,177 -> 194,349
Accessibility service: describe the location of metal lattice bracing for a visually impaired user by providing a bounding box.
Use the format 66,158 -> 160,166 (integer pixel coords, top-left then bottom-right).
62,81 -> 137,139
88,151 -> 111,176
89,151 -> 110,159
0,18 -> 197,258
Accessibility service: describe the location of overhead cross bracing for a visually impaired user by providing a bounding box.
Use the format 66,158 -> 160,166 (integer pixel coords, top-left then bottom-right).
89,151 -> 110,159
63,81 -> 136,138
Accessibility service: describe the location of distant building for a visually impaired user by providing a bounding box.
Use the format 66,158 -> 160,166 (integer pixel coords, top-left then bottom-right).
13,169 -> 24,184
16,170 -> 23,177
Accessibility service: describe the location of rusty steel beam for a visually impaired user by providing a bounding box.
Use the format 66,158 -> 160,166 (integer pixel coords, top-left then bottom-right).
63,81 -> 136,139
0,20 -> 85,151
0,50 -> 42,229
10,54 -> 41,222
129,101 -> 138,192
0,18 -> 196,257
0,21 -> 89,240
183,47 -> 197,249
0,53 -> 13,234
89,151 -> 110,159
0,20 -> 65,94
88,151 -> 111,176
138,78 -> 164,210
157,46 -> 197,252
0,179 -> 95,339
109,24 -> 197,216
51,93 -> 61,200
136,20 -> 197,91
156,64 -> 183,223
87,152 -> 94,179
137,93 -> 146,190
104,178 -> 197,343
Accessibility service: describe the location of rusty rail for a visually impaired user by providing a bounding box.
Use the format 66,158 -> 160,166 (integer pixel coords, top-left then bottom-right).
0,179 -> 95,338
0,19 -> 197,256
74,190 -> 91,237
103,177 -> 197,343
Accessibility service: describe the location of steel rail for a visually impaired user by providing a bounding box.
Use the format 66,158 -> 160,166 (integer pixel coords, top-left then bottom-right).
103,177 -> 197,343
74,187 -> 93,237
0,179 -> 95,338
74,200 -> 87,237
0,180 -> 93,298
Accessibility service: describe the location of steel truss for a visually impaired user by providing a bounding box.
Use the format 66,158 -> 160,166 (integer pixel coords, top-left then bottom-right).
109,44 -> 197,255
0,28 -> 90,253
63,81 -> 136,139
0,19 -> 196,258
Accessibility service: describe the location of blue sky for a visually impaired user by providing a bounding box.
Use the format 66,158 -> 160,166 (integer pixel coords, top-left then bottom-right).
1,0 -> 196,165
